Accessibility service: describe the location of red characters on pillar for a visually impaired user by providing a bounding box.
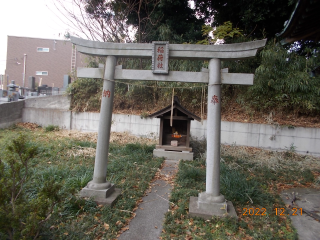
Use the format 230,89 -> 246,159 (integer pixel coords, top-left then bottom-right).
103,89 -> 111,98
211,95 -> 219,105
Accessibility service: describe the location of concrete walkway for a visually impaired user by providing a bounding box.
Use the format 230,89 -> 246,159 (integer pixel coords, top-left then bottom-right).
280,188 -> 320,240
118,160 -> 178,240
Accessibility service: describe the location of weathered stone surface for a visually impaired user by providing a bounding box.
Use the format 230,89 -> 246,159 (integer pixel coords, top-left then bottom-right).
78,68 -> 254,85
280,188 -> 320,240
118,160 -> 178,240
71,36 -> 267,60
153,149 -> 193,161
71,36 -> 266,52
80,185 -> 121,206
80,184 -> 115,199
189,197 -> 237,220
94,188 -> 122,206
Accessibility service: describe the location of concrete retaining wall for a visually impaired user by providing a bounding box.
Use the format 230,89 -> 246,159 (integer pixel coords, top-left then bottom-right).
1,95 -> 318,156
22,95 -> 71,129
70,112 -> 320,156
24,95 -> 70,110
220,121 -> 320,156
23,108 -> 71,129
0,100 -> 24,128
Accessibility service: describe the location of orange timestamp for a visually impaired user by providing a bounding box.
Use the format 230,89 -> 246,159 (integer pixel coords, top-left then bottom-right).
242,207 -> 303,216
274,207 -> 303,216
242,208 -> 267,216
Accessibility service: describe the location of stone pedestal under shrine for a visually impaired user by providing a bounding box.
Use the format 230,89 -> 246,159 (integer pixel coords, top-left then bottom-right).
149,96 -> 200,161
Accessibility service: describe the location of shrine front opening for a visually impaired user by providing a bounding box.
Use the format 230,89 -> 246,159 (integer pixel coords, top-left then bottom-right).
162,117 -> 188,146
71,36 -> 266,219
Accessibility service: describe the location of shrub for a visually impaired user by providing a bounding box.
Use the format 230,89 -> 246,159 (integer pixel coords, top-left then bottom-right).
45,125 -> 59,132
0,134 -> 63,239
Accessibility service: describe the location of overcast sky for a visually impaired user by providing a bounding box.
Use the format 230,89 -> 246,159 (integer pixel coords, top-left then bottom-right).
0,0 -> 73,75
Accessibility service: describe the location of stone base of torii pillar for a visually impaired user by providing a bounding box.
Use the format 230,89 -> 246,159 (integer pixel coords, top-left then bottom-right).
80,183 -> 122,206
189,59 -> 237,219
189,195 -> 237,220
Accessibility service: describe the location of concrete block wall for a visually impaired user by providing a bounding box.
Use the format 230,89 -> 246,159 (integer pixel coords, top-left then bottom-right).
22,95 -> 71,129
23,108 -> 71,129
24,95 -> 70,110
0,100 -> 24,128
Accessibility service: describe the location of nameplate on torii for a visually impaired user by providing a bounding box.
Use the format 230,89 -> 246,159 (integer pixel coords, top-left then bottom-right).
152,41 -> 169,74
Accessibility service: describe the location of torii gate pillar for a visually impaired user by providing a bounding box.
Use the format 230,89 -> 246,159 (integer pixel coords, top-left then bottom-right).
79,56 -> 121,205
189,59 -> 237,219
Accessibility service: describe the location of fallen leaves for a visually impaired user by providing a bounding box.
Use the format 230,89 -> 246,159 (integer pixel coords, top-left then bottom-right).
16,122 -> 40,130
67,146 -> 96,158
103,223 -> 109,230
115,221 -> 123,226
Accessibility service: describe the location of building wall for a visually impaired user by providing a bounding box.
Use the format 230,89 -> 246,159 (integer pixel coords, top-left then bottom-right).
5,36 -> 86,89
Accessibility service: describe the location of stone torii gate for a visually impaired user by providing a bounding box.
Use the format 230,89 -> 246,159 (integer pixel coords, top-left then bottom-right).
71,36 -> 266,218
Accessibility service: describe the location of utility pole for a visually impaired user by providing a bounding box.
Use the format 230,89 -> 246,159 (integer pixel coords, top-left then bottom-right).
22,54 -> 27,96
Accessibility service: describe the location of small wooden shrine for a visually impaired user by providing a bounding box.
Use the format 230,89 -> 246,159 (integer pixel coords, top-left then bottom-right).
149,96 -> 200,160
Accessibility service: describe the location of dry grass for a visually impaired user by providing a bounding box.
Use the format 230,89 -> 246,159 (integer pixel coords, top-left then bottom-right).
52,130 -> 158,145
221,144 -> 320,170
15,122 -> 157,146
66,146 -> 96,158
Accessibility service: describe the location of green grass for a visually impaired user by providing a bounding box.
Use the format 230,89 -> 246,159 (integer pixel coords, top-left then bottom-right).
1,127 -> 318,239
0,126 -> 163,239
161,139 -> 320,240
44,124 -> 59,132
161,158 -> 299,239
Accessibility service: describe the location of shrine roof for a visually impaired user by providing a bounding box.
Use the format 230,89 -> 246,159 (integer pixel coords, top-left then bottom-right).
276,0 -> 320,44
149,96 -> 201,122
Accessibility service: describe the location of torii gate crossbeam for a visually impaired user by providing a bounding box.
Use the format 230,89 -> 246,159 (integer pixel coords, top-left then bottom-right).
71,36 -> 266,218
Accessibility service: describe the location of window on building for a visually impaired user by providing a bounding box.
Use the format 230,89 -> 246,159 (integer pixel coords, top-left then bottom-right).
37,47 -> 49,52
36,71 -> 48,76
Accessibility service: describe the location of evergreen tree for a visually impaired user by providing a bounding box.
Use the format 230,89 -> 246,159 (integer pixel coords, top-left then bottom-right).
194,0 -> 297,40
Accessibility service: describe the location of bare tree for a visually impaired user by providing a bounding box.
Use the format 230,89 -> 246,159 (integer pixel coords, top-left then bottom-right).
51,0 -> 134,42
51,0 -> 161,43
